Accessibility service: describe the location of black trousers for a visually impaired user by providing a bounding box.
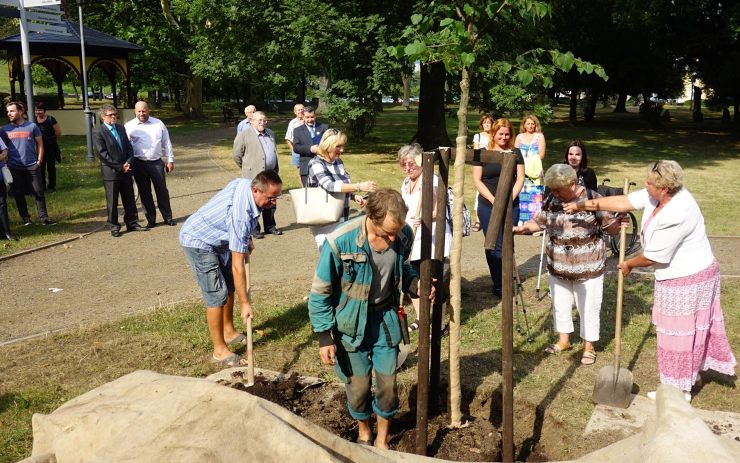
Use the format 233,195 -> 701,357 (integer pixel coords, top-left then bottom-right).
132,158 -> 172,225
9,165 -> 49,220
104,173 -> 138,230
41,156 -> 57,190
0,179 -> 11,235
258,205 -> 277,232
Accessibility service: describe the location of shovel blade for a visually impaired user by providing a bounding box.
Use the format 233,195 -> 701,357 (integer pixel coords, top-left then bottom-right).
396,343 -> 412,370
592,365 -> 634,409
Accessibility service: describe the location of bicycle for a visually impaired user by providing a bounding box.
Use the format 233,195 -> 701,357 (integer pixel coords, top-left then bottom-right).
597,178 -> 639,256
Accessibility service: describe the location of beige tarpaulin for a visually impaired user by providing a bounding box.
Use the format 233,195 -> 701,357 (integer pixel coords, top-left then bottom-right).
21,371 -> 740,463
25,370 -> 446,463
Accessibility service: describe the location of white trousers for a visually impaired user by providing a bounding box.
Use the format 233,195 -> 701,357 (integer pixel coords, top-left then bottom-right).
548,274 -> 603,342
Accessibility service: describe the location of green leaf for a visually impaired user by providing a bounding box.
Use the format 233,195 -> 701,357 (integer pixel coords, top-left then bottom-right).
516,69 -> 534,86
461,52 -> 475,67
411,14 -> 423,25
404,41 -> 427,56
440,18 -> 454,27
463,4 -> 475,16
596,67 -> 609,81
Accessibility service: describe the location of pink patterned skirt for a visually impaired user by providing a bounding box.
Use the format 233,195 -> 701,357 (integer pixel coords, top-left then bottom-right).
653,259 -> 736,391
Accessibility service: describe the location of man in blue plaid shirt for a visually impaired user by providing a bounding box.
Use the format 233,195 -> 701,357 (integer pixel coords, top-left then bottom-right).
180,170 -> 282,367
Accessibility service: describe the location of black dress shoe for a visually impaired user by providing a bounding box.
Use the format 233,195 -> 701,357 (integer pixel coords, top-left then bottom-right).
111,229 -> 121,237
147,222 -> 157,228
267,227 -> 283,236
127,224 -> 150,232
253,231 -> 265,239
164,219 -> 177,226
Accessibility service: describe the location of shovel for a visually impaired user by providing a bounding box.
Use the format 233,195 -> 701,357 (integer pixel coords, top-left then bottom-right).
592,178 -> 634,409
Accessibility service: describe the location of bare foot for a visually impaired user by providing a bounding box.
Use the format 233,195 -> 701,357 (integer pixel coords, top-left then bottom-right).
374,439 -> 389,450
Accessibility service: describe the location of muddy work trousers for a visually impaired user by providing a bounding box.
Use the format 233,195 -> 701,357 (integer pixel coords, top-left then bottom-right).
334,308 -> 399,420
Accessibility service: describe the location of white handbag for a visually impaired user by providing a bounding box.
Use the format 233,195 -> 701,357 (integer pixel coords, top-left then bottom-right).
289,187 -> 345,225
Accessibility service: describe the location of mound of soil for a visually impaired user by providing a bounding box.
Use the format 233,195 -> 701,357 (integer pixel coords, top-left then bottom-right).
219,371 -> 502,461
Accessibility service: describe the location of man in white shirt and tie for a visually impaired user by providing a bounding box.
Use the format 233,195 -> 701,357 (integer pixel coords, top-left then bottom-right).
125,101 -> 176,227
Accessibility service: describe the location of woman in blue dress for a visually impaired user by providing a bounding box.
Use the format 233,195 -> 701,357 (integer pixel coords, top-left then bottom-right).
514,114 -> 546,225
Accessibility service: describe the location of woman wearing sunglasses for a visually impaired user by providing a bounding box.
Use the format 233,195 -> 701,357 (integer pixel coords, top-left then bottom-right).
306,129 -> 377,248
564,160 -> 736,402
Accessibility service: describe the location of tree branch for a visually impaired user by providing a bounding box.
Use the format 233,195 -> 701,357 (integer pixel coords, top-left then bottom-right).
160,0 -> 180,29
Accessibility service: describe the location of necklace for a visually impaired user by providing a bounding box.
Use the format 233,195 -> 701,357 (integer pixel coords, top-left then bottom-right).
407,175 -> 421,193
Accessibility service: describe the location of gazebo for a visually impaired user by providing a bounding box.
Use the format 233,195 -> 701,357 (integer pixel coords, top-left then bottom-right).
0,19 -> 143,109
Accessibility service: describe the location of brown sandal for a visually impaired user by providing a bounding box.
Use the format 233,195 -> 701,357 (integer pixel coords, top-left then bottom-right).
581,350 -> 597,365
544,342 -> 571,354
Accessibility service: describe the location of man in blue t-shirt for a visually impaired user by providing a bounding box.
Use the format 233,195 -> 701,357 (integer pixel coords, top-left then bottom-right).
2,102 -> 55,226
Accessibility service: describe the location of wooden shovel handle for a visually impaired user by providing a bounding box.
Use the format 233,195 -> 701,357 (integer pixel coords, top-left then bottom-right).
613,178 -> 630,373
245,256 -> 255,385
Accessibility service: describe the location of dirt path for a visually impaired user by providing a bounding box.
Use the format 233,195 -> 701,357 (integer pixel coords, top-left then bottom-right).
1,126 -> 738,345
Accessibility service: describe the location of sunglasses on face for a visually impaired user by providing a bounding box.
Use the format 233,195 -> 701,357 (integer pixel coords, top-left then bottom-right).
652,161 -> 662,177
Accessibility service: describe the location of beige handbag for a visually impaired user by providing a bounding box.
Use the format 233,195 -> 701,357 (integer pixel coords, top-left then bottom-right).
289,187 -> 345,225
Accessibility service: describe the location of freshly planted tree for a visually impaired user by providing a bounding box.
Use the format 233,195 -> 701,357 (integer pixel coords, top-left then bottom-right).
389,0 -> 607,435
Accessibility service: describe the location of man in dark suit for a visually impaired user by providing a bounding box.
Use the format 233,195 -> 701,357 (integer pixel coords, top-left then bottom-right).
292,106 -> 328,187
93,104 -> 148,237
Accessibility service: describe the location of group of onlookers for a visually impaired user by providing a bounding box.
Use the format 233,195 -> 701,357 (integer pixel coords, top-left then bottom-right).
0,99 -> 177,241
467,113 -> 734,403
0,101 -> 61,241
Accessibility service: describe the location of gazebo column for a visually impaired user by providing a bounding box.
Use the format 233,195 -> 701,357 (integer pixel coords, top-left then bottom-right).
56,79 -> 65,109
125,79 -> 132,108
10,78 -> 16,101
111,79 -> 117,108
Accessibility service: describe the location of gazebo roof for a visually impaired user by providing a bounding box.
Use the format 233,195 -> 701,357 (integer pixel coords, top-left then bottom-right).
0,19 -> 143,58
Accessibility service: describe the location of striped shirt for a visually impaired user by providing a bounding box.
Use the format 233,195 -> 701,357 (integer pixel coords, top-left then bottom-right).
179,178 -> 260,262
535,188 -> 620,280
307,155 -> 352,218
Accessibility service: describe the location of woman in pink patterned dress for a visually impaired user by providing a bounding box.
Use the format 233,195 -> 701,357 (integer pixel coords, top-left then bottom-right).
564,160 -> 736,401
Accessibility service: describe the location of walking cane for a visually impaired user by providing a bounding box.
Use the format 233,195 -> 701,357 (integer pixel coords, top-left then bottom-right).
535,229 -> 547,300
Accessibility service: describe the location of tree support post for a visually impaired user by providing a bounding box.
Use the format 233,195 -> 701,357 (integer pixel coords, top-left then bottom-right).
483,152 -> 516,462
415,150 -> 435,455
429,148 -> 450,414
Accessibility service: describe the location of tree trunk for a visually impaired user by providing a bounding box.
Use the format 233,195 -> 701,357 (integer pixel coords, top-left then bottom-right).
569,88 -> 578,124
402,72 -> 411,110
584,91 -> 599,122
185,74 -> 204,119
317,70 -> 330,113
447,65 -> 471,429
375,93 -> 383,112
413,62 -> 451,149
297,72 -> 306,104
173,86 -> 182,112
734,95 -> 739,125
692,86 -> 703,122
614,93 -> 627,112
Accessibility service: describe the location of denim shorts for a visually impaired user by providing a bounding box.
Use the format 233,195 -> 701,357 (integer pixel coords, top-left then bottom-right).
291,152 -> 300,167
182,246 -> 235,307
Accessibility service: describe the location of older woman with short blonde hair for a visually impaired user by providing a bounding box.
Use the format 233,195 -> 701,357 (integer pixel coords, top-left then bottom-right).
564,160 -> 736,400
515,164 -> 621,365
306,129 -> 377,248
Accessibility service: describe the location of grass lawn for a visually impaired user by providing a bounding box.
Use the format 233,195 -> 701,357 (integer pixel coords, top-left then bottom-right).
1,104 -> 738,462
